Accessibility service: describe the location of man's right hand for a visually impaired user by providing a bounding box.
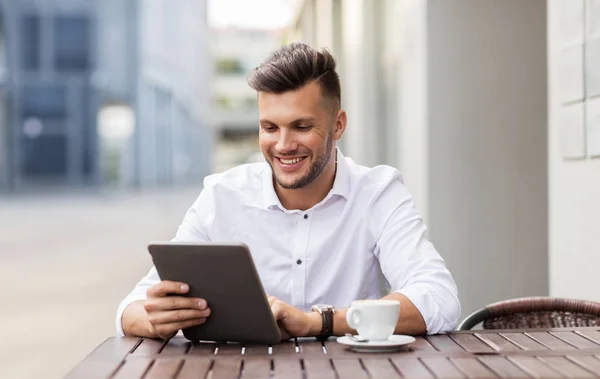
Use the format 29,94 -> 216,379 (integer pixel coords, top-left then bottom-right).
144,281 -> 211,339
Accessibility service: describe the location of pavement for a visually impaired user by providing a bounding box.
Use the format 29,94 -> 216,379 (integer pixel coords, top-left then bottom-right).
0,185 -> 203,379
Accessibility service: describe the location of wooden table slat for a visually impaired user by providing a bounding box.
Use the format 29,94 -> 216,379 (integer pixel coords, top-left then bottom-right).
273,358 -> 303,379
129,338 -> 165,356
551,331 -> 600,349
566,355 -> 600,375
188,341 -> 217,355
322,338 -> 350,356
243,343 -> 271,356
500,333 -> 549,351
391,358 -> 435,378
64,337 -> 141,379
144,358 -> 183,379
241,359 -> 271,379
160,337 -> 191,356
271,340 -> 298,355
65,360 -> 126,379
331,358 -> 369,379
421,357 -> 466,378
455,327 -> 600,334
112,357 -> 154,379
216,342 -> 243,355
507,356 -> 563,378
475,333 -> 524,352
450,334 -> 495,353
361,358 -> 402,378
298,339 -> 326,356
425,334 -> 466,352
526,332 -> 576,350
176,357 -> 212,379
304,358 -> 337,379
578,330 -> 600,344
450,357 -> 497,378
538,356 -> 597,378
408,336 -> 438,353
90,337 -> 141,360
212,359 -> 242,379
478,356 -> 530,378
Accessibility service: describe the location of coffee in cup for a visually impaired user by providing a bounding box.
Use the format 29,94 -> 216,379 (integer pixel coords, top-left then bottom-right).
345,299 -> 400,341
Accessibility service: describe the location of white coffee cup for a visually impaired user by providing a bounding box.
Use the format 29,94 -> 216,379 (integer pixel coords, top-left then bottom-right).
346,299 -> 400,341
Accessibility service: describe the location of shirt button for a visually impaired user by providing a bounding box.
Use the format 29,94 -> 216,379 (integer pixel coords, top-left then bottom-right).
296,259 -> 302,265
303,214 -> 308,219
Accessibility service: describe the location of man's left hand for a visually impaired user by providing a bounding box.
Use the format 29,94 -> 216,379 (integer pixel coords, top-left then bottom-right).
268,296 -> 321,340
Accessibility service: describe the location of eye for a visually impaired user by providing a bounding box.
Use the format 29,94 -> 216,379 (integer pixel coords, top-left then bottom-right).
261,124 -> 277,132
296,124 -> 312,130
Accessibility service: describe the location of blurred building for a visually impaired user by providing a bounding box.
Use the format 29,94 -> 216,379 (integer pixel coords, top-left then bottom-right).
210,27 -> 283,172
0,0 -> 212,192
289,0 -> 600,318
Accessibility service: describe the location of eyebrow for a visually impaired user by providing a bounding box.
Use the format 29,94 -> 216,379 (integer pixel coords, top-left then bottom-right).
259,117 -> 317,126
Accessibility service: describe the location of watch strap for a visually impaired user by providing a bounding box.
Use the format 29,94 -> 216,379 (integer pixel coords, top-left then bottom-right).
316,308 -> 334,341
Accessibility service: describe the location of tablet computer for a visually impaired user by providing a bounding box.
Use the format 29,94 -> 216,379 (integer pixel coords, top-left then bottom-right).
148,242 -> 281,344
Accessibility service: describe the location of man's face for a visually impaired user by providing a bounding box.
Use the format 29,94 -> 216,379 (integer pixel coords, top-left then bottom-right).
258,81 -> 339,190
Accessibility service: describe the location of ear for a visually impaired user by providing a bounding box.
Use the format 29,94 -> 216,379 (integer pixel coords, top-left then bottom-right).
333,109 -> 347,141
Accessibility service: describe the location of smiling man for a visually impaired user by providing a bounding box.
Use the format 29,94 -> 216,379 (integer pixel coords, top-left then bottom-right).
117,43 -> 460,340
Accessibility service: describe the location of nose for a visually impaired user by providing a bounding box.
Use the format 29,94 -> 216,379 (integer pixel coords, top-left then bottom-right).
275,129 -> 298,154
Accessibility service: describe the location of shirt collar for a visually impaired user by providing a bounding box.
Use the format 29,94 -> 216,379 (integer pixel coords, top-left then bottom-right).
261,147 -> 350,210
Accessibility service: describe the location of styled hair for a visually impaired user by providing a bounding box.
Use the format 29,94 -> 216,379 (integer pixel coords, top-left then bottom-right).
247,42 -> 341,110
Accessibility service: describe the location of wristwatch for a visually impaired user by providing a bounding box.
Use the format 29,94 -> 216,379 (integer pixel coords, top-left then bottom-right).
311,304 -> 335,341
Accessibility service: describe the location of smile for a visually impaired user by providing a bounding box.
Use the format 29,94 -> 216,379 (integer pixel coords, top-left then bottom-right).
279,157 -> 305,164
275,156 -> 307,172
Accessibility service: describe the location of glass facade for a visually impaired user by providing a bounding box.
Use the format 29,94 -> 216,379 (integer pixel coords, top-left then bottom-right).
21,15 -> 40,70
54,17 -> 90,71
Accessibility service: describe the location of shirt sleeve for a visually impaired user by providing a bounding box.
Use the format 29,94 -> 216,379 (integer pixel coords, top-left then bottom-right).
373,174 -> 461,334
115,185 -> 216,336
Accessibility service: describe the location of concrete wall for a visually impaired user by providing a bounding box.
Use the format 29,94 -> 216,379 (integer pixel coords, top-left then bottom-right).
548,0 -> 600,301
424,0 -> 549,316
398,0 -> 430,214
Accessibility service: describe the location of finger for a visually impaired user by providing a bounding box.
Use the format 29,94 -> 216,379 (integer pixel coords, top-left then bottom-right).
268,296 -> 278,306
145,296 -> 207,312
271,300 -> 285,321
148,308 -> 211,325
279,326 -> 292,341
147,281 -> 190,298
154,318 -> 207,339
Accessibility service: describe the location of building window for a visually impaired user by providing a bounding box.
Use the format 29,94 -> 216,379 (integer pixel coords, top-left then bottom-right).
21,85 -> 67,119
22,135 -> 68,176
216,58 -> 245,75
21,15 -> 40,70
54,17 -> 90,71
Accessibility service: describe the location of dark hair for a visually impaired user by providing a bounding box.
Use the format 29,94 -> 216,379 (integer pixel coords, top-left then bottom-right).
247,42 -> 341,110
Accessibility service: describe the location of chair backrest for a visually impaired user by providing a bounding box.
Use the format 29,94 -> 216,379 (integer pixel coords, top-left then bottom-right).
458,297 -> 600,330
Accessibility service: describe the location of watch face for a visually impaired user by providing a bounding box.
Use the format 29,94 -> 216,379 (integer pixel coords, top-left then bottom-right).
312,304 -> 335,312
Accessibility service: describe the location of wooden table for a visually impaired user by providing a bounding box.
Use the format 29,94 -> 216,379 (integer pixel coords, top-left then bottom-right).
66,327 -> 600,378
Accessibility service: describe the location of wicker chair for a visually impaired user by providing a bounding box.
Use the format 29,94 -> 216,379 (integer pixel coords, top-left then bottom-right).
457,297 -> 600,330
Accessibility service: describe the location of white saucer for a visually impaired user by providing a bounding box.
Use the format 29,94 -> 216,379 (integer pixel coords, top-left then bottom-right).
336,334 -> 416,353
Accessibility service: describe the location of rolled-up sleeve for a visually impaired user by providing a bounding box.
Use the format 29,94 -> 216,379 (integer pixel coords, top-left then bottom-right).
373,175 -> 461,334
115,182 -> 216,336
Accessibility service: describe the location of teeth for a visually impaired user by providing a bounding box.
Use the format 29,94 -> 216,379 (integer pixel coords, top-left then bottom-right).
280,157 -> 303,164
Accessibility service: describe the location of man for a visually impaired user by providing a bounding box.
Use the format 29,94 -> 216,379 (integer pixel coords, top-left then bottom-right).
117,43 -> 460,340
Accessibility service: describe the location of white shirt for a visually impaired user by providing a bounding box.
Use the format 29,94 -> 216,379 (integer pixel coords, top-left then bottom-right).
116,149 -> 460,336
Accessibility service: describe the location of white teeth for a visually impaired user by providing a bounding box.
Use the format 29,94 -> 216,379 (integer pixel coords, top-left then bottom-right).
280,157 -> 303,164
